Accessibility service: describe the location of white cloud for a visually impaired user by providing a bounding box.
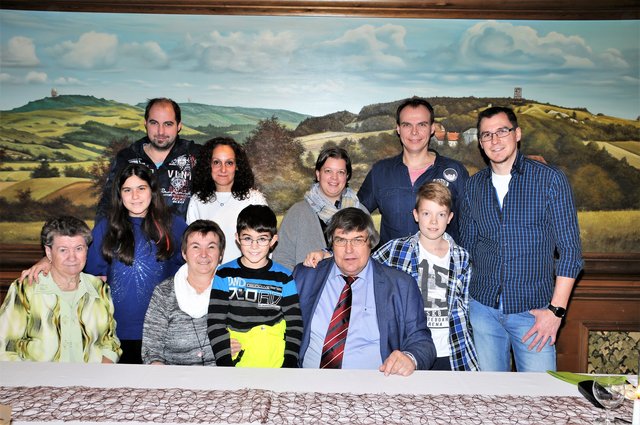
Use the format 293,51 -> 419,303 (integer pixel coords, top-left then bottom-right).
50,31 -> 118,69
184,30 -> 299,72
0,73 -> 13,83
25,71 -> 47,83
2,36 -> 40,67
457,21 -> 598,72
597,48 -> 630,69
54,76 -> 83,85
318,24 -> 407,69
175,82 -> 193,88
121,41 -> 170,69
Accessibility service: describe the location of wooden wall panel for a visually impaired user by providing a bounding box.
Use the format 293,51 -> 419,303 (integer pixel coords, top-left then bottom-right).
556,277 -> 640,372
1,0 -> 639,20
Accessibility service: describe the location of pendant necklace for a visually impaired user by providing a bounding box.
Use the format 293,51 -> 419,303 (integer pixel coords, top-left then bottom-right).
216,192 -> 233,207
191,318 -> 206,366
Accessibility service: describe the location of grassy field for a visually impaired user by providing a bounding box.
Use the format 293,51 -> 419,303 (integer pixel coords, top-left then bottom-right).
297,130 -> 396,157
578,210 -> 640,252
1,211 -> 637,253
613,141 -> 640,156
583,141 -> 640,169
0,177 -> 91,200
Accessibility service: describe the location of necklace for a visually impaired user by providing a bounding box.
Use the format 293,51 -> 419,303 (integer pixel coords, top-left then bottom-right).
216,192 -> 233,207
191,318 -> 206,366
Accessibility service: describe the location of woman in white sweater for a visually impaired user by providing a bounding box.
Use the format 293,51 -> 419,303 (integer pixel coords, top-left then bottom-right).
273,146 -> 368,270
187,137 -> 266,264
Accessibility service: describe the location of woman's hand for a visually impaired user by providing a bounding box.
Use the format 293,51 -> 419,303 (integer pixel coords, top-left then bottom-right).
20,256 -> 51,285
303,250 -> 332,268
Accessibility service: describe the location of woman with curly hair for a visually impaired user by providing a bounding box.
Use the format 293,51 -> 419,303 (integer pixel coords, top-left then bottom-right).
85,163 -> 187,364
187,137 -> 266,264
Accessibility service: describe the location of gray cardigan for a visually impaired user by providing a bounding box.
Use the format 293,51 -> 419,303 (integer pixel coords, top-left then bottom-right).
273,199 -> 369,271
141,277 -> 216,366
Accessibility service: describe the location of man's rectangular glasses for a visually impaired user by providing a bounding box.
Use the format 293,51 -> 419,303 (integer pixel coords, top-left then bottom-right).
333,236 -> 368,247
479,127 -> 514,143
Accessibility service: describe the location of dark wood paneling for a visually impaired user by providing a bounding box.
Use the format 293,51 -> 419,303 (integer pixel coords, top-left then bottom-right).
556,277 -> 640,372
1,0 -> 638,19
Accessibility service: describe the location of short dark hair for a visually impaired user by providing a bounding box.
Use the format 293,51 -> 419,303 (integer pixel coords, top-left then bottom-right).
236,205 -> 277,236
476,106 -> 518,134
314,146 -> 353,183
144,98 -> 182,124
41,215 -> 92,248
396,96 -> 435,125
181,219 -> 226,257
325,207 -> 379,249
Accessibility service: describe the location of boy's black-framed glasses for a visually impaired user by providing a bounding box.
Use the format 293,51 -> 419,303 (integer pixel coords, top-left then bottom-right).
239,236 -> 273,246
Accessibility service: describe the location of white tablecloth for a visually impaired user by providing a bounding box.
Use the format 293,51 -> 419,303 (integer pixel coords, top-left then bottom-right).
0,362 -> 632,425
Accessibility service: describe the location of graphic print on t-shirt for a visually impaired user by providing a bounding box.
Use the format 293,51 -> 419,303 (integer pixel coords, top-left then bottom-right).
416,256 -> 449,329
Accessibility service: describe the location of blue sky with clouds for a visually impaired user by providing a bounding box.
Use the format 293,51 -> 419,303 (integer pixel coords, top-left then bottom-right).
1,11 -> 638,119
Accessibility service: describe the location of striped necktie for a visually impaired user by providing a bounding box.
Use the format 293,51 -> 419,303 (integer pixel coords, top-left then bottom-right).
320,275 -> 355,369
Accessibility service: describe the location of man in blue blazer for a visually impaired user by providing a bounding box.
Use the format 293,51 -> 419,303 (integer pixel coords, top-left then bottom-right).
293,208 -> 435,375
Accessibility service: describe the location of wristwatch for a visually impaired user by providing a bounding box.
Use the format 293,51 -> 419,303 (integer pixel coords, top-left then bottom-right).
548,304 -> 567,318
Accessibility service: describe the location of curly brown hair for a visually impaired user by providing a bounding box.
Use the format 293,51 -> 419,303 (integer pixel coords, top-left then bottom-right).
191,137 -> 256,203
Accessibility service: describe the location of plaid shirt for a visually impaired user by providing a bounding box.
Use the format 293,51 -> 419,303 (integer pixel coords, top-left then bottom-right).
373,232 -> 479,371
459,152 -> 583,314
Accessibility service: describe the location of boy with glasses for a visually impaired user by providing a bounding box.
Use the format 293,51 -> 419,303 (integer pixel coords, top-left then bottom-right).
207,205 -> 302,367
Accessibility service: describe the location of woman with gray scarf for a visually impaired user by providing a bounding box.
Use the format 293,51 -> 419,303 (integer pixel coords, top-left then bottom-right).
273,147 -> 369,271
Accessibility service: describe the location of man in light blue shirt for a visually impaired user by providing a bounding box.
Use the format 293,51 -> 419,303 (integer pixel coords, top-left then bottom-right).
293,208 -> 435,376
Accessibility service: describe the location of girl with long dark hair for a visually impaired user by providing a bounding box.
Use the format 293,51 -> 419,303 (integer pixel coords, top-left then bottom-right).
86,163 -> 187,363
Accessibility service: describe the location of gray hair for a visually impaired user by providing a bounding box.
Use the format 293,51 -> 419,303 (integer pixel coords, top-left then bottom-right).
41,216 -> 92,248
325,207 -> 379,249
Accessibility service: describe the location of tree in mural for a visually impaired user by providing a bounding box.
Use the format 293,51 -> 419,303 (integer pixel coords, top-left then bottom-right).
90,136 -> 132,198
243,116 -> 308,213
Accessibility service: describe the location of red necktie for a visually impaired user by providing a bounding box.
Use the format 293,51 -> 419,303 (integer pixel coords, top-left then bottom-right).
320,275 -> 355,369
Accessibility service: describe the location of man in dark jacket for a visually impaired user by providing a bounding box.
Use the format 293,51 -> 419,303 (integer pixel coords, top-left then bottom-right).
96,98 -> 200,219
293,208 -> 435,375
358,96 -> 468,245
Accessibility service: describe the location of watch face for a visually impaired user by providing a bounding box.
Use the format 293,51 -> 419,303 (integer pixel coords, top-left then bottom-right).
549,305 -> 566,318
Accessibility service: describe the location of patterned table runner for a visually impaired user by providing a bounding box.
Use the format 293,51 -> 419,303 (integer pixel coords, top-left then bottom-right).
0,385 -> 633,424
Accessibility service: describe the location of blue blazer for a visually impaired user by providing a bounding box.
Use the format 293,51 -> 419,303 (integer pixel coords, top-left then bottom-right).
293,258 -> 435,370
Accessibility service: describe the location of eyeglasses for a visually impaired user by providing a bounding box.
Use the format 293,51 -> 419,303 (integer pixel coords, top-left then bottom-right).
333,236 -> 368,247
479,127 -> 514,143
239,236 -> 272,246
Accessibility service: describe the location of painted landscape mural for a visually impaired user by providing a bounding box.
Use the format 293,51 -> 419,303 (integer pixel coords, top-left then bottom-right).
0,11 -> 638,252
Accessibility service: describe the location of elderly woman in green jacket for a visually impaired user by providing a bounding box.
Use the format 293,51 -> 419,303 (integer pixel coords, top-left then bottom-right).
0,216 -> 121,363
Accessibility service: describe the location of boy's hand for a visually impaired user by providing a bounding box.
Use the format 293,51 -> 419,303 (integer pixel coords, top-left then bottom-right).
230,338 -> 242,357
20,256 -> 51,285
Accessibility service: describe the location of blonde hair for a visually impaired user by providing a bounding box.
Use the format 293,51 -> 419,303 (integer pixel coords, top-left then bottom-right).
415,181 -> 452,211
